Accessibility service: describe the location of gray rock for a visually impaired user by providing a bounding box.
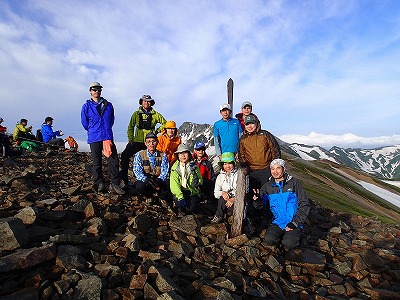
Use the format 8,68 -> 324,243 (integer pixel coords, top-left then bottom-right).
169,215 -> 199,237
0,217 -> 29,250
0,243 -> 56,273
14,207 -> 37,224
73,275 -> 102,300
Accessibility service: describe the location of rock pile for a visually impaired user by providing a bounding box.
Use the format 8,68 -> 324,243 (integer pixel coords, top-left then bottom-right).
0,153 -> 399,299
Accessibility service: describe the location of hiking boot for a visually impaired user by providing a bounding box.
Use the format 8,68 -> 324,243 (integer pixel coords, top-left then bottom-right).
97,182 -> 105,193
109,184 -> 125,195
211,215 -> 223,223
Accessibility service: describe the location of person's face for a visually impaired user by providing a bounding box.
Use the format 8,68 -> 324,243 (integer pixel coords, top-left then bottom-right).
47,120 -> 53,125
21,121 -> 27,126
242,105 -> 252,116
142,100 -> 152,110
178,151 -> 190,163
194,148 -> 205,158
245,122 -> 257,133
271,165 -> 284,181
90,87 -> 102,98
165,128 -> 175,138
220,109 -> 231,120
145,138 -> 158,152
223,162 -> 235,172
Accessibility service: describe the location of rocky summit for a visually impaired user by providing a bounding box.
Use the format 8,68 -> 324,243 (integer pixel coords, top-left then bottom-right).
0,153 -> 400,300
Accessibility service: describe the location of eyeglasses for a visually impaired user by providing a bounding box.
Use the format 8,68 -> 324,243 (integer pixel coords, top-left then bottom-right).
91,88 -> 102,92
195,148 -> 205,151
145,140 -> 157,144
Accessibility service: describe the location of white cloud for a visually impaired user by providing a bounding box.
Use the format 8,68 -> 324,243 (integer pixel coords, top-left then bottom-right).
0,1 -> 399,149
279,132 -> 400,149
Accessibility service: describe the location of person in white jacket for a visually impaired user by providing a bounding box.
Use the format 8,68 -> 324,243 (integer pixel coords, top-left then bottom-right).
211,152 -> 238,223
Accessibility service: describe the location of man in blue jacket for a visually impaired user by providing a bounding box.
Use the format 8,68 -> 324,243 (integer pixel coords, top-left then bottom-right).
41,116 -> 64,149
213,103 -> 242,160
81,82 -> 125,195
254,158 -> 310,250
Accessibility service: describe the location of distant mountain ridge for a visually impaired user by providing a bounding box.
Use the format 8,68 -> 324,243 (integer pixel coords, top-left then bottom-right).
178,122 -> 400,180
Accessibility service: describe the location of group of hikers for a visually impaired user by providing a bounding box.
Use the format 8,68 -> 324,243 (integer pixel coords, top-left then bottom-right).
80,81 -> 311,250
0,116 -> 78,157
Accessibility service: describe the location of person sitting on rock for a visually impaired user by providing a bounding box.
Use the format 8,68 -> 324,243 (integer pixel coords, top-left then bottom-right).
193,141 -> 216,203
133,132 -> 169,199
13,118 -> 36,142
41,116 -> 65,149
170,144 -> 203,217
156,120 -> 181,167
211,152 -> 238,223
253,159 -> 310,250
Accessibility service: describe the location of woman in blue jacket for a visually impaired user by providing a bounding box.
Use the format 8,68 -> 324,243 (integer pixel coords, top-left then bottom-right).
254,159 -> 310,250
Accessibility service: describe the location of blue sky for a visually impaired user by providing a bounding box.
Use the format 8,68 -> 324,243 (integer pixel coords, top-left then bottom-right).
1,0 -> 399,150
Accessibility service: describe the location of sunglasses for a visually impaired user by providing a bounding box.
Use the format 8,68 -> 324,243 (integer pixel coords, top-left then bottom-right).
195,148 -> 205,151
91,88 -> 102,92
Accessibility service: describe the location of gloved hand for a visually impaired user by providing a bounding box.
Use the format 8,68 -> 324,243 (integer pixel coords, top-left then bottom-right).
59,130 -> 64,136
177,199 -> 186,209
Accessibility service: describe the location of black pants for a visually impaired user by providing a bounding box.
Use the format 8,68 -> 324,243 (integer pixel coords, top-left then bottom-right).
47,138 -> 65,149
249,167 -> 271,190
215,196 -> 234,218
264,224 -> 302,250
90,141 -> 120,186
172,190 -> 200,214
135,178 -> 170,199
120,142 -> 146,183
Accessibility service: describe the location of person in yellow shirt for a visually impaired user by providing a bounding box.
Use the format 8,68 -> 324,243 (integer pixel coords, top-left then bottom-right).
156,120 -> 181,167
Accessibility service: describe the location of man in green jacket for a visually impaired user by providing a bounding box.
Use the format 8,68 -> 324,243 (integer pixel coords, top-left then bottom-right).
120,95 -> 166,185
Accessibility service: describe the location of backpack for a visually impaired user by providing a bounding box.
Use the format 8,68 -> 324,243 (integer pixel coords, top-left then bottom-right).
20,140 -> 41,152
36,129 -> 43,142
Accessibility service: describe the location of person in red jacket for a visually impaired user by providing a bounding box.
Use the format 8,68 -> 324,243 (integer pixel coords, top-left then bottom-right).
235,101 -> 258,130
192,141 -> 216,202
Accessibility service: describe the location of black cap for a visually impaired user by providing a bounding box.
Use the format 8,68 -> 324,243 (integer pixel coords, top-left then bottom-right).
145,132 -> 157,140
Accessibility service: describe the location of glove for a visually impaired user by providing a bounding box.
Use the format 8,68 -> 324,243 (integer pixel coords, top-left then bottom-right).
59,130 -> 64,136
103,140 -> 112,158
178,199 -> 186,209
286,222 -> 297,230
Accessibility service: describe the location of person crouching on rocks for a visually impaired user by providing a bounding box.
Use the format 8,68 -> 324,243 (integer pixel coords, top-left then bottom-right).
211,152 -> 238,223
41,116 -> 65,149
170,144 -> 203,217
133,132 -> 169,199
253,158 -> 310,250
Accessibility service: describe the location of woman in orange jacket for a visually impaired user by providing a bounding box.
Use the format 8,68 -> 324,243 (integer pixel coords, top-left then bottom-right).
156,120 -> 181,166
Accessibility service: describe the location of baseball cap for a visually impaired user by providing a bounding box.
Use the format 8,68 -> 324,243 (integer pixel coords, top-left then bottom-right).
89,82 -> 103,89
241,101 -> 252,108
219,103 -> 231,111
244,114 -> 258,125
145,132 -> 158,140
194,141 -> 206,150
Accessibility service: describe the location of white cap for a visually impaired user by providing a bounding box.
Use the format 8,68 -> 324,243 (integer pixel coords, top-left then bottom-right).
219,103 -> 231,111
